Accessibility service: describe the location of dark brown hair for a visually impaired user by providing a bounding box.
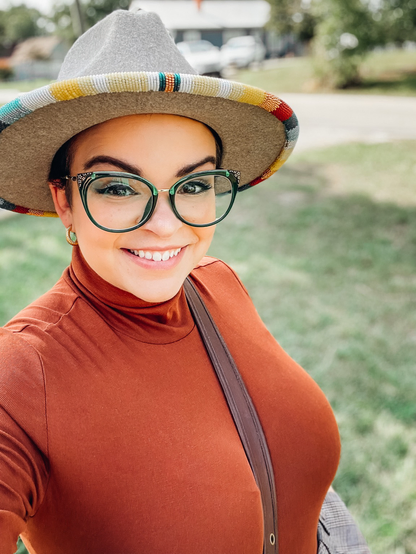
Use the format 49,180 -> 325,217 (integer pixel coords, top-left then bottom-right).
49,138 -> 76,206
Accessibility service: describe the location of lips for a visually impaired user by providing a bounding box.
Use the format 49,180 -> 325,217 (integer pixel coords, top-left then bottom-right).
127,248 -> 182,262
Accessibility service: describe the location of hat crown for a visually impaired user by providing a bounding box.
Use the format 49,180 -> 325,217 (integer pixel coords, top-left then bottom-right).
58,9 -> 196,80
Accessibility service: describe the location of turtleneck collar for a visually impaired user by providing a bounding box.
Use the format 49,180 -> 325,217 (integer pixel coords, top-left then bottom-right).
65,246 -> 195,344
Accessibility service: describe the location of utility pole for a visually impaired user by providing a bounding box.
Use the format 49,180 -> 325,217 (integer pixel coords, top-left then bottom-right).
71,0 -> 86,37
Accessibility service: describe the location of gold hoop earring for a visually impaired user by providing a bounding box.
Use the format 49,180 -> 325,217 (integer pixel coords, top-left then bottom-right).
66,226 -> 78,246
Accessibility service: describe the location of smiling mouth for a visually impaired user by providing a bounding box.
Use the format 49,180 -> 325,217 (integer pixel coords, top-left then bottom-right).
127,248 -> 182,262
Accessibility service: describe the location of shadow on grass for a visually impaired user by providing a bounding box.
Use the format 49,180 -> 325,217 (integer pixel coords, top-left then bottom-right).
358,70 -> 416,95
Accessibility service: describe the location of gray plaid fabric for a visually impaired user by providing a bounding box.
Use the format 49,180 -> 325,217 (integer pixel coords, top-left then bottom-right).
317,491 -> 371,554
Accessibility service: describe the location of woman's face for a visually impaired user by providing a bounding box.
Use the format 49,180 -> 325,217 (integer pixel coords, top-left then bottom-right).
50,114 -> 217,303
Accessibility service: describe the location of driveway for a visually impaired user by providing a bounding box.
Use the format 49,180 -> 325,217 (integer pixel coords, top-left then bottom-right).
1,92 -> 416,219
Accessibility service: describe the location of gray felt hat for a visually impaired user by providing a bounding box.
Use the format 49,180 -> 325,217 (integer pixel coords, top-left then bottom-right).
0,9 -> 299,217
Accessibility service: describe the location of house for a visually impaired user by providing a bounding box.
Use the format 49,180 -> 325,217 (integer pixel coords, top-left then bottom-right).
9,36 -> 69,80
129,0 -> 277,53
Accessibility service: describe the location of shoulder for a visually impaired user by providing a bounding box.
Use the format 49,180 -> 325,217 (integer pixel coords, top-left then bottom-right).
0,328 -> 48,454
4,269 -> 79,336
0,326 -> 42,371
191,256 -> 250,298
190,256 -> 260,333
0,272 -> 79,453
2,270 -> 84,374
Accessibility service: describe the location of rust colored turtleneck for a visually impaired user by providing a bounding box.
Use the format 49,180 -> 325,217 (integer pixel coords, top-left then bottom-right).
0,248 -> 340,554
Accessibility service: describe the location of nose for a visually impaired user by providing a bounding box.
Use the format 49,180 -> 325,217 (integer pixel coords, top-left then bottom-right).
141,191 -> 182,237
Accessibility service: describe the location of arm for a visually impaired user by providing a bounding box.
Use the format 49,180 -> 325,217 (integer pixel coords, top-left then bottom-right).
0,330 -> 49,554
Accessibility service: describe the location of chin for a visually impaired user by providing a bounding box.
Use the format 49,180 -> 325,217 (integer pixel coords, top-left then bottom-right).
125,278 -> 184,304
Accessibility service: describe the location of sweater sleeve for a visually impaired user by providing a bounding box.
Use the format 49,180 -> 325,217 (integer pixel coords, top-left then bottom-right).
0,329 -> 49,554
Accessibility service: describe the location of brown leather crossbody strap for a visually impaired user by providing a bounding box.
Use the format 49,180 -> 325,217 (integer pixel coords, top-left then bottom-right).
184,277 -> 278,554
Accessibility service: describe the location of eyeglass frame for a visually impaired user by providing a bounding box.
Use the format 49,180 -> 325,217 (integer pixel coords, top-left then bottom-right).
58,169 -> 241,233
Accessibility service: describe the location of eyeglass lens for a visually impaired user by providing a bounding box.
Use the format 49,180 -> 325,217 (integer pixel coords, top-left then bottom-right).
85,173 -> 234,230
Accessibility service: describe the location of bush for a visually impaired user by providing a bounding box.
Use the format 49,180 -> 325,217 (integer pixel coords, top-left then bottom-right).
0,67 -> 14,81
312,38 -> 363,89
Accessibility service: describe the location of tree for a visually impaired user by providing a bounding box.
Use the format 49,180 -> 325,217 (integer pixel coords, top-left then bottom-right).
311,0 -> 379,88
312,0 -> 416,87
267,0 -> 416,88
50,0 -> 130,43
83,0 -> 130,28
267,0 -> 318,43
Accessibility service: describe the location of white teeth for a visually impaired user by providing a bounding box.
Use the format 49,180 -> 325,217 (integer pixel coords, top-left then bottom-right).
129,248 -> 182,262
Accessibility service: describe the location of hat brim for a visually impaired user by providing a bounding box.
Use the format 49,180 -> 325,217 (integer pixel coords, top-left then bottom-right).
0,72 -> 299,216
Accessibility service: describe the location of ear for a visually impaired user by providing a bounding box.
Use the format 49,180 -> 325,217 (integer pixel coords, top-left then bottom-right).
49,184 -> 73,229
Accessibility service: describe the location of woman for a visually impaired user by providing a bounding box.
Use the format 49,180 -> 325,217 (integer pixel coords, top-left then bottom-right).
0,9 -> 341,554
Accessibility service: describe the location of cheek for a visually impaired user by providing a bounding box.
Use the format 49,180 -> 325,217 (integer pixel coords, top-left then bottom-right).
71,198 -> 115,253
194,226 -> 216,252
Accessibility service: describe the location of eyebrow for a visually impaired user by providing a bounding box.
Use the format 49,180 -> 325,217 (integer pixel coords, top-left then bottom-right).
83,155 -> 217,178
83,155 -> 141,175
175,156 -> 216,177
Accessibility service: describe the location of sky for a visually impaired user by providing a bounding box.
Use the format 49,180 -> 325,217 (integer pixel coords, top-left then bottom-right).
0,0 -> 66,14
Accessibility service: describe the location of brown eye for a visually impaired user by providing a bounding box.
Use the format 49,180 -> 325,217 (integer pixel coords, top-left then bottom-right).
177,180 -> 212,195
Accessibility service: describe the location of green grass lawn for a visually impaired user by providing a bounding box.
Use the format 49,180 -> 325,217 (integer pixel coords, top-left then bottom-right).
0,78 -> 52,92
235,48 -> 416,96
2,140 -> 416,554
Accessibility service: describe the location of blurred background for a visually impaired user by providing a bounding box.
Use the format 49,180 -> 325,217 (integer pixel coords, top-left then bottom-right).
0,1 -> 415,553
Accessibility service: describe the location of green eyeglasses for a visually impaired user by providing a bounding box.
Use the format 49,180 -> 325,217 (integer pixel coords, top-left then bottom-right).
62,169 -> 240,233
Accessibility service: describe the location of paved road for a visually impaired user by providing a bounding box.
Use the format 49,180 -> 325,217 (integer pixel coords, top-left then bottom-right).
279,93 -> 416,154
0,89 -> 21,105
1,91 -> 415,219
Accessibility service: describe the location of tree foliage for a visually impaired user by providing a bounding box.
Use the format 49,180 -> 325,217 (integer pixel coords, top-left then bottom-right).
0,4 -> 43,54
374,0 -> 416,43
83,0 -> 130,28
267,0 -> 318,42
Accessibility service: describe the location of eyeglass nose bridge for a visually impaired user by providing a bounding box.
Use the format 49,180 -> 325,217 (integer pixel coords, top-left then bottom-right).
142,187 -> 176,225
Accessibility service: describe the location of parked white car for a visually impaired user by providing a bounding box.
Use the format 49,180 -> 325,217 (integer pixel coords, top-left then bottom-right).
221,36 -> 266,69
176,40 -> 223,76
